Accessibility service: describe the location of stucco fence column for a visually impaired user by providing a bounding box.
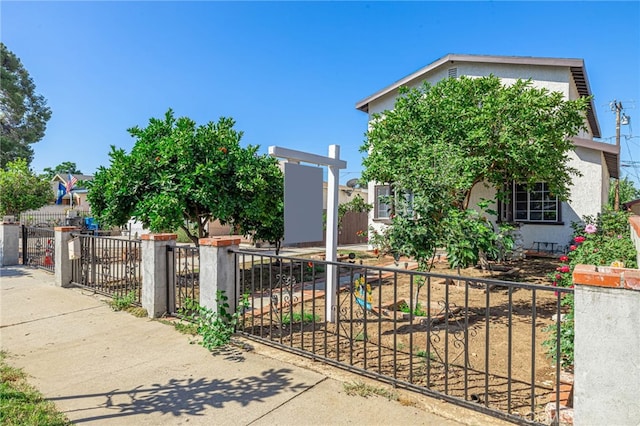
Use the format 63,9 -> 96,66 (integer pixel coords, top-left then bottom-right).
572,265 -> 640,426
55,226 -> 80,287
141,233 -> 176,318
198,237 -> 241,313
0,222 -> 20,266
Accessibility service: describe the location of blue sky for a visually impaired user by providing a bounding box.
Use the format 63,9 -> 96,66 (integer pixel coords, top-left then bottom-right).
2,1 -> 639,185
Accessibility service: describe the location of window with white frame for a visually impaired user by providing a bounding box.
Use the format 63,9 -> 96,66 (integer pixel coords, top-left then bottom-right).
374,185 -> 414,220
374,185 -> 391,219
501,182 -> 560,223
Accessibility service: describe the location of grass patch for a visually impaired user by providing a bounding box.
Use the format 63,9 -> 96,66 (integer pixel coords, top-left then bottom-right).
281,311 -> 320,324
416,350 -> 437,361
110,291 -> 136,311
343,381 -> 399,401
0,352 -> 72,426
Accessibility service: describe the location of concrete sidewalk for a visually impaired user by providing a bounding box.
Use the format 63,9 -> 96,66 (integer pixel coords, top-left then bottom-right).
0,266 -> 507,425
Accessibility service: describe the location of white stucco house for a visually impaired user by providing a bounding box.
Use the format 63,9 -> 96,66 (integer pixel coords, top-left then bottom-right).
356,53 -> 619,253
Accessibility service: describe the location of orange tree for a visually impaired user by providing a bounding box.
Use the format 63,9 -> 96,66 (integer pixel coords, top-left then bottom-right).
88,109 -> 283,246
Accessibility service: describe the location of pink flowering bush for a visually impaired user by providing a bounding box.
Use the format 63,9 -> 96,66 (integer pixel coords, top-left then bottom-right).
545,209 -> 637,368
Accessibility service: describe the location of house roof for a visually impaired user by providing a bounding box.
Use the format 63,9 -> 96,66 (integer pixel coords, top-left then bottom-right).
355,53 -> 601,138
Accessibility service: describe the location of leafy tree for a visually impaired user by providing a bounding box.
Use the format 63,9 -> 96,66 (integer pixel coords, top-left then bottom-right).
0,159 -> 52,216
42,162 -> 82,180
361,75 -> 590,269
608,176 -> 640,208
0,43 -> 52,169
88,109 -> 284,246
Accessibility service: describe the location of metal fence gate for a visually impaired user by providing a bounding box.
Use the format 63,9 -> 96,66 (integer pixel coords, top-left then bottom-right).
21,225 -> 55,273
234,250 -> 572,425
70,234 -> 142,304
166,245 -> 200,315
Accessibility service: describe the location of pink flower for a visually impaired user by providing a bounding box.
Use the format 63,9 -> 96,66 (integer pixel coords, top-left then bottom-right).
559,255 -> 569,262
569,245 -> 577,251
555,274 -> 562,280
569,285 -> 574,289
584,224 -> 597,234
554,291 -> 559,297
557,265 -> 570,273
574,236 -> 586,243
552,281 -> 557,287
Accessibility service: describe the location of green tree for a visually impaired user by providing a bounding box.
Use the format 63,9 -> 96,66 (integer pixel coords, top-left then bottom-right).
0,43 -> 52,169
87,109 -> 284,246
42,162 -> 82,180
361,75 -> 590,269
0,159 -> 52,216
608,176 -> 640,208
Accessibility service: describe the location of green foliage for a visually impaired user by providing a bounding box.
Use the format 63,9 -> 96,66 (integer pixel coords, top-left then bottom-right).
0,43 -> 52,169
338,194 -> 372,227
360,75 -> 589,271
179,292 -> 249,350
608,176 -> 640,208
41,162 -> 81,180
545,209 -> 636,368
0,352 -> 71,426
110,291 -> 137,311
398,301 -> 427,317
0,159 -> 51,216
281,311 -> 320,324
87,109 -> 284,246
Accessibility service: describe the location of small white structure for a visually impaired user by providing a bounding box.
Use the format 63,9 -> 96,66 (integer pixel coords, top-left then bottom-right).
356,54 -> 618,252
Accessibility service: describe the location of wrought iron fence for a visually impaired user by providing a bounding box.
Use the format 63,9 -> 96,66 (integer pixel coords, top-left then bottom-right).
70,234 -> 142,304
167,245 -> 200,315
234,250 -> 572,425
19,210 -> 91,227
21,226 -> 55,272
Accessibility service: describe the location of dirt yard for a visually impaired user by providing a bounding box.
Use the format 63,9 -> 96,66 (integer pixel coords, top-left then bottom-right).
240,252 -> 565,422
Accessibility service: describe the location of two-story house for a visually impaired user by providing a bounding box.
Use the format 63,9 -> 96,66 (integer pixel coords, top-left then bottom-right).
356,54 -> 618,253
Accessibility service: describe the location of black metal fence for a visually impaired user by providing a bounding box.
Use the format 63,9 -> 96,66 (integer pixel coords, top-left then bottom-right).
167,245 -> 200,315
21,226 -> 55,272
70,234 -> 142,304
234,251 -> 572,425
19,210 -> 91,227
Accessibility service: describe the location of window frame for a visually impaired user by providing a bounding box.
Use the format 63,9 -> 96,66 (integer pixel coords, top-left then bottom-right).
499,182 -> 562,225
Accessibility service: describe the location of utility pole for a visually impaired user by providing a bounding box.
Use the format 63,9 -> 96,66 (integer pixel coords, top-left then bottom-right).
614,101 -> 622,211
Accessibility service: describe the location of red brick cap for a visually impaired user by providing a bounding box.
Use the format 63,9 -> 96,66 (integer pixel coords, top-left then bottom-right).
54,226 -> 81,232
199,236 -> 242,247
141,233 -> 177,241
573,264 -> 640,291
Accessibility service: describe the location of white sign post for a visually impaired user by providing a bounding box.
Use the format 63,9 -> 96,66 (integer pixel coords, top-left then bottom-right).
269,144 -> 346,323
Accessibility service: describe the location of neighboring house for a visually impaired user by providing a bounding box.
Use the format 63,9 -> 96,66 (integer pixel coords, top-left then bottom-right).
50,173 -> 94,208
356,53 -> 619,253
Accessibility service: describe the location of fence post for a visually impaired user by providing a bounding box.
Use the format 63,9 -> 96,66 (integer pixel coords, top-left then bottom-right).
572,264 -> 640,425
141,233 -> 176,318
0,222 -> 20,266
199,237 -> 241,313
54,226 -> 79,287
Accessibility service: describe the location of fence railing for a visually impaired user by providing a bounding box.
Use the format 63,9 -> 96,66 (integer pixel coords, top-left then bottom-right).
234,251 -> 572,425
167,245 -> 200,315
21,226 -> 55,272
19,210 -> 91,227
70,234 -> 142,304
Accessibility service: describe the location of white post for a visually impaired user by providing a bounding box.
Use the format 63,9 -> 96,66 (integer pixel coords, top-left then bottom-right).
325,145 -> 340,322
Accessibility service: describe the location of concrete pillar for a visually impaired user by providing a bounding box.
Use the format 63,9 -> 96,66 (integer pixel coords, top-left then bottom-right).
141,233 -> 176,318
199,236 -> 241,313
572,264 -> 640,426
0,223 -> 21,266
55,226 -> 79,287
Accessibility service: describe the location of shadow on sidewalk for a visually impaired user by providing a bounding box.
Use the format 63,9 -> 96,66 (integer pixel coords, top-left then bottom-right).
49,368 -> 308,423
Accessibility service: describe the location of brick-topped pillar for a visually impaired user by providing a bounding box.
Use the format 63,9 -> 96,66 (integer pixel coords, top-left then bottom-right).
0,222 -> 20,266
141,233 -> 176,318
55,226 -> 80,287
572,264 -> 640,426
199,236 -> 241,313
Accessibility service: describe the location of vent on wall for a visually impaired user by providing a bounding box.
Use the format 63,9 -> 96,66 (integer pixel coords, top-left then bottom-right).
448,67 -> 458,79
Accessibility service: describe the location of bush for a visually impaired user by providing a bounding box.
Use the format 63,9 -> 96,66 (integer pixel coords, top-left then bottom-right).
544,209 -> 636,368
